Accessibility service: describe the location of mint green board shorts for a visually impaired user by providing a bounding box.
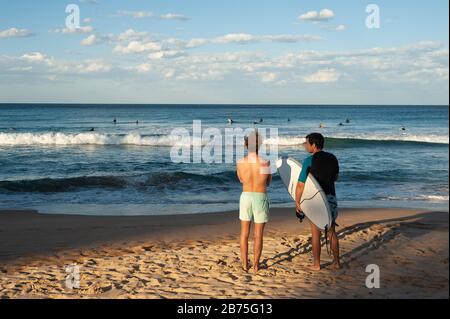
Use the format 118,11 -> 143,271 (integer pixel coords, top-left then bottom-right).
239,192 -> 270,224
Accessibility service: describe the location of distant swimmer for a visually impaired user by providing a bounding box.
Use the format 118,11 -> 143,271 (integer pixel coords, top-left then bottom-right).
338,123 -> 344,126
253,121 -> 259,125
345,118 -> 350,124
136,120 -> 139,124
227,118 -> 234,124
9,127 -> 17,131
259,118 -> 263,123
319,123 -> 325,128
287,118 -> 290,122
89,128 -> 95,132
401,126 -> 406,131
113,118 -> 117,124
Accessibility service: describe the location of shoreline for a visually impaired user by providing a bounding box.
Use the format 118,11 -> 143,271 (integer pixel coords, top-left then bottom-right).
2,199 -> 448,217
0,207 -> 448,298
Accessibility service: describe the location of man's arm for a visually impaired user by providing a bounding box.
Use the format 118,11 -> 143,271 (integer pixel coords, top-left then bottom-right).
296,156 -> 312,212
295,182 -> 305,212
236,162 -> 243,184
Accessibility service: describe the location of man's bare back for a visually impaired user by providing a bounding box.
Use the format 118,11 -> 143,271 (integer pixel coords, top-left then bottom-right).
237,154 -> 272,192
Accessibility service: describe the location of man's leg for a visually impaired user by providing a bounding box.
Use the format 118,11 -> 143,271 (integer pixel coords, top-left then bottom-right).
328,225 -> 341,269
240,221 -> 251,272
310,222 -> 322,271
253,223 -> 265,273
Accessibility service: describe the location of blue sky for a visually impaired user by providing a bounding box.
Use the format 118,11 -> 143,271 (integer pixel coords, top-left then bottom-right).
0,0 -> 448,104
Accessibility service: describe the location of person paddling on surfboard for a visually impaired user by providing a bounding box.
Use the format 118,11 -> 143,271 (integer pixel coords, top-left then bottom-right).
295,133 -> 341,271
236,130 -> 272,274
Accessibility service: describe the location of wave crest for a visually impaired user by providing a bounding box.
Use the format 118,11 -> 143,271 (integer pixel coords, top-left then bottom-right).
0,131 -> 447,147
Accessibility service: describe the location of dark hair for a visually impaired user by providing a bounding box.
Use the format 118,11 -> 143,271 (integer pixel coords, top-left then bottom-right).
306,133 -> 324,149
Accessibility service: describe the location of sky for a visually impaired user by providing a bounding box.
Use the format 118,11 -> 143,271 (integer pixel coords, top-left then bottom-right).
0,0 -> 448,104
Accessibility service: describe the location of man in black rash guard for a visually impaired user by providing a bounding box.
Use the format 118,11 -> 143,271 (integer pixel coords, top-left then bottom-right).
295,133 -> 341,271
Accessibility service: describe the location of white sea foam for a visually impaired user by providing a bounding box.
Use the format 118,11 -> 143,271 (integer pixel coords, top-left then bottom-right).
385,195 -> 449,201
333,133 -> 449,145
0,132 -> 448,146
0,132 -> 179,146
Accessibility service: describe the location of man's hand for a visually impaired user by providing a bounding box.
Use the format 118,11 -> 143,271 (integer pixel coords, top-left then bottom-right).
296,202 -> 302,213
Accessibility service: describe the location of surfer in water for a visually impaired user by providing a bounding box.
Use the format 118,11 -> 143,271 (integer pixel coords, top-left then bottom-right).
295,133 -> 341,271
236,130 -> 272,273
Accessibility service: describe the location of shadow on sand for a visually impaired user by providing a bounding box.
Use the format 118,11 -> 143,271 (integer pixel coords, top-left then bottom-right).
260,211 -> 448,270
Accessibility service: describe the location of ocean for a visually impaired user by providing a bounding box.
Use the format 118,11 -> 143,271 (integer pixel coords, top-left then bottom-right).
0,104 -> 448,215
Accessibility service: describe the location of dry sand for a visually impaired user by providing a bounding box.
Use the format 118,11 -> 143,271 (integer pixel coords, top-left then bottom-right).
0,207 -> 448,299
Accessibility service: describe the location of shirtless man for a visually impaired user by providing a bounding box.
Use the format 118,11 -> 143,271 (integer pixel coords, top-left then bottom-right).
236,130 -> 272,273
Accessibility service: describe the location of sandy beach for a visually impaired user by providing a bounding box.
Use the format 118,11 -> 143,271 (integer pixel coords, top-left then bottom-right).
0,207 -> 448,299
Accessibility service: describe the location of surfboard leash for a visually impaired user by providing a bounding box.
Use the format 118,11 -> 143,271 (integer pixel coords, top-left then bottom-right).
299,190 -> 322,205
324,226 -> 331,257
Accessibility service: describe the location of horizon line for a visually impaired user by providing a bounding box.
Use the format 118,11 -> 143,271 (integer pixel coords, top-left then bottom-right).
0,103 -> 448,107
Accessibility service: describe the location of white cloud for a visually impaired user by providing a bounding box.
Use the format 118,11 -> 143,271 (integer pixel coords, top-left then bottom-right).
81,34 -> 98,46
77,60 -> 111,73
82,29 -> 151,47
2,41 -> 447,90
125,63 -> 152,74
299,9 -> 335,21
214,33 -> 322,44
0,27 -> 34,38
215,33 -> 254,44
148,50 -> 186,60
52,26 -> 94,34
21,52 -> 48,63
116,10 -> 154,19
115,10 -> 190,21
8,66 -> 33,72
302,68 -> 340,83
113,40 -> 162,54
435,67 -> 449,80
160,13 -> 190,21
320,24 -> 347,32
260,72 -> 277,83
175,68 -> 227,81
164,69 -> 176,78
185,38 -> 209,48
115,29 -> 149,42
136,63 -> 152,73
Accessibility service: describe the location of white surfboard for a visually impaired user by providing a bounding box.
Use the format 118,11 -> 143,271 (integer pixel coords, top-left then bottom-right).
276,157 -> 332,230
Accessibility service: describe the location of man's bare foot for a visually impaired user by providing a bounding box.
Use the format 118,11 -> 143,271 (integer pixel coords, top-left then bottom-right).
307,264 -> 321,271
242,264 -> 249,272
253,265 -> 259,274
331,262 -> 341,270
